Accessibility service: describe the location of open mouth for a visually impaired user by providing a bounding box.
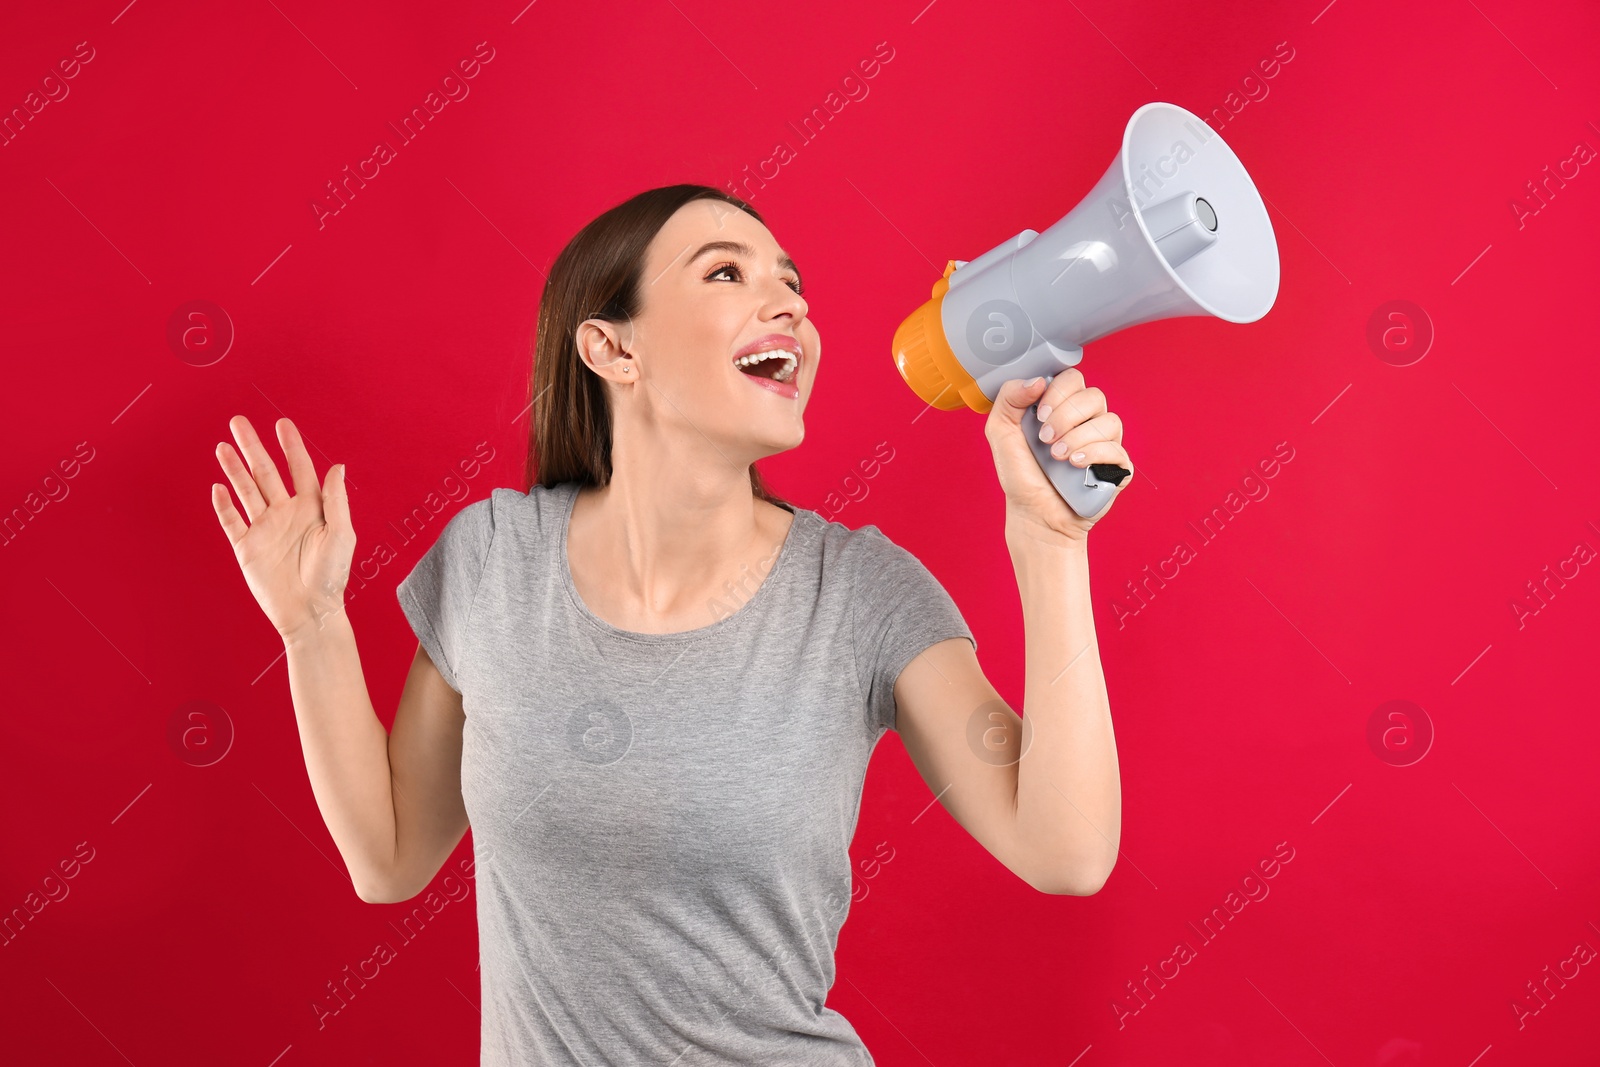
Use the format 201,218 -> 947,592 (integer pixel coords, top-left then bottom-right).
733,348 -> 800,383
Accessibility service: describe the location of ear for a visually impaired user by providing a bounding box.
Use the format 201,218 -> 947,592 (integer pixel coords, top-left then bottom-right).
576,317 -> 636,382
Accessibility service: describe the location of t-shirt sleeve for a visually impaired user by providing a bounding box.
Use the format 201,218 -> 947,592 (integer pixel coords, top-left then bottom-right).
849,526 -> 976,735
395,496 -> 496,694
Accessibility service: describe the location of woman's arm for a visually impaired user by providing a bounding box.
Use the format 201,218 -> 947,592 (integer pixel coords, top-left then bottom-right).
894,372 -> 1128,894
1004,516 -> 1121,894
213,415 -> 467,904
891,524 -> 1120,895
994,371 -> 1127,892
281,613 -> 400,900
283,619 -> 469,904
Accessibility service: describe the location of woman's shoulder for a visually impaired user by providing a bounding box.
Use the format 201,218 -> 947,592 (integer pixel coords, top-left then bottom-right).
437,483 -> 574,549
796,506 -> 919,574
493,483 -> 585,530
486,481 -> 575,511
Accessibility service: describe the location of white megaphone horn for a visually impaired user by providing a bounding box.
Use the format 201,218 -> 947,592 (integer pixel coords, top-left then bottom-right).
892,101 -> 1281,519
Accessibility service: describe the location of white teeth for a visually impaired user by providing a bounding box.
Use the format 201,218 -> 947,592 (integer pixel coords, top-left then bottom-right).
734,348 -> 799,383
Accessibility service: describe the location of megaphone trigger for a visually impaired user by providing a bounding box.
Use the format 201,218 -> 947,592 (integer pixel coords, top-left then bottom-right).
1090,464 -> 1131,487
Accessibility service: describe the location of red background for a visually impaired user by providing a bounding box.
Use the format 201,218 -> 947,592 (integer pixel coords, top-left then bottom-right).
4,0 -> 1598,1063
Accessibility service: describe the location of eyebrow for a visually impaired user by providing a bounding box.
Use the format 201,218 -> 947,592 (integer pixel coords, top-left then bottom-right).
686,240 -> 803,291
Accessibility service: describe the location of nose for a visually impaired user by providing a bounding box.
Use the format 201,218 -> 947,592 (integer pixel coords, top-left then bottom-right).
762,274 -> 806,322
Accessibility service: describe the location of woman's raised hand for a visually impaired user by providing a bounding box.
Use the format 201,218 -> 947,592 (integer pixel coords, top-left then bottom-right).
211,416 -> 355,645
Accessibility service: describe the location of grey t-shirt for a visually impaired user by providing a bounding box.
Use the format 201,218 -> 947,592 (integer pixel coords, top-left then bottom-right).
396,481 -> 975,1065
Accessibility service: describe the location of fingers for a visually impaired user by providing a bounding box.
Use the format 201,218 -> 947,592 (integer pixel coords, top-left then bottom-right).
1034,372 -> 1117,443
990,376 -> 1050,426
228,415 -> 291,508
215,437 -> 267,523
1048,411 -> 1124,462
1038,368 -> 1086,416
211,481 -> 251,546
1005,368 -> 1132,479
321,462 -> 352,535
277,418 -> 321,500
1058,436 -> 1132,477
1037,383 -> 1106,439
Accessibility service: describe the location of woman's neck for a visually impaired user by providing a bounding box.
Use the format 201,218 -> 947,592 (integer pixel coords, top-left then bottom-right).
567,470 -> 793,633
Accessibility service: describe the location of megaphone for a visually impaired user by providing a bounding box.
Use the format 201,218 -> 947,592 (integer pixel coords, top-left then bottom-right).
892,102 -> 1280,519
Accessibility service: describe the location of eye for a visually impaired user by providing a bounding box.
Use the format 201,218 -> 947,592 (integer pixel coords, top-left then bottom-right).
707,261 -> 805,297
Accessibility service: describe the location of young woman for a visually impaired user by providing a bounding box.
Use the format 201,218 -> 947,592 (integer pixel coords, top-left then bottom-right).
211,184 -> 1127,1064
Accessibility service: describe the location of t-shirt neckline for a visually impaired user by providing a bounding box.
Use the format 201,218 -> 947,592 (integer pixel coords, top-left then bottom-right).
557,480 -> 806,644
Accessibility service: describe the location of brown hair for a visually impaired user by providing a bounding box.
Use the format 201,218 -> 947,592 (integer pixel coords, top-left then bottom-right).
523,183 -> 793,513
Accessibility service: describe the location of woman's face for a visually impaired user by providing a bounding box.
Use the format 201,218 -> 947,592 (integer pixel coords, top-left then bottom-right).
579,199 -> 820,470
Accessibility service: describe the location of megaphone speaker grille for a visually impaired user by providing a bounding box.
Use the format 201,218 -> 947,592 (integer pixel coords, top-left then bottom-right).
1123,103 -> 1280,323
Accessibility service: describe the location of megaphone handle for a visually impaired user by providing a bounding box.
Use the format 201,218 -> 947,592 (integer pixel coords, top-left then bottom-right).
1019,405 -> 1128,520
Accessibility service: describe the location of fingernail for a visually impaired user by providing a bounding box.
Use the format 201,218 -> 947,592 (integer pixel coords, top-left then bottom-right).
1037,404 -> 1053,421
1070,451 -> 1086,465
1025,376 -> 1042,387
1039,423 -> 1056,443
